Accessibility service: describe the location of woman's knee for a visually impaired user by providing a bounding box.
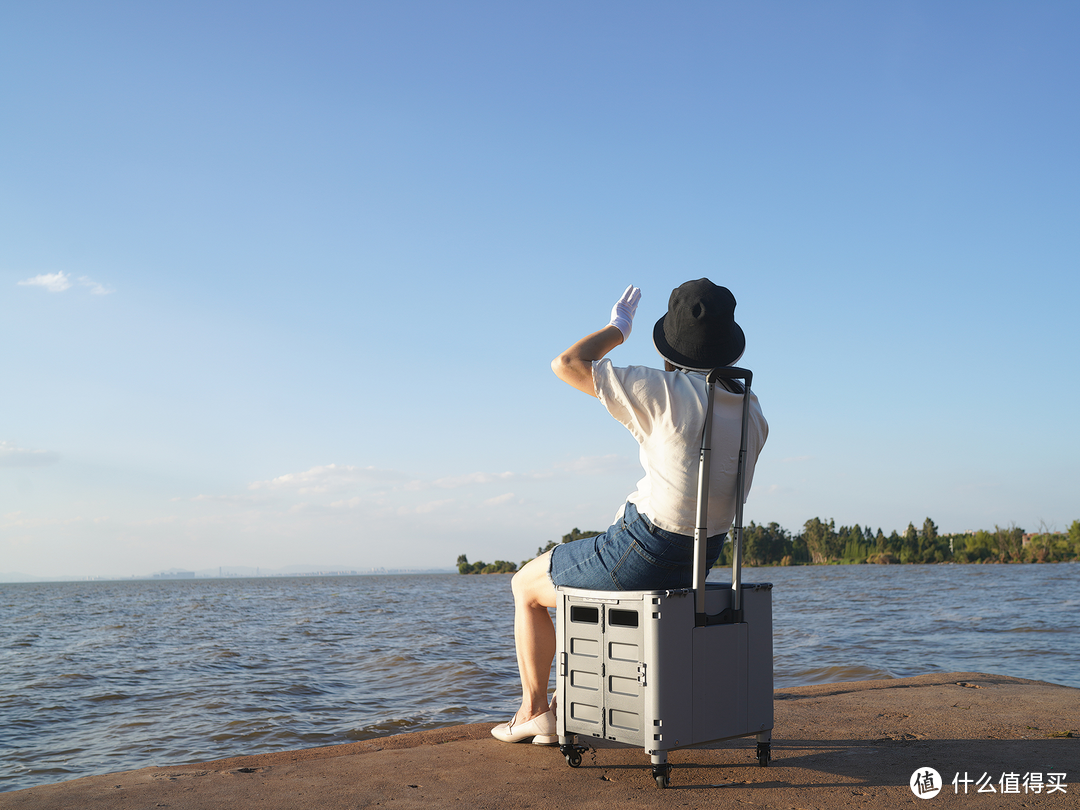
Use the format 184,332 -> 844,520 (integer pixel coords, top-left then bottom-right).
512,551 -> 554,607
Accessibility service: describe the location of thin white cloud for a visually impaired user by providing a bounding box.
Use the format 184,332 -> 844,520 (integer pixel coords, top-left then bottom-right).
187,493 -> 258,504
16,271 -> 113,295
254,458 -> 631,502
17,272 -> 72,292
407,459 -> 628,492
482,493 -> 516,507
554,454 -> 633,476
78,276 -> 114,295
432,471 -> 515,489
330,496 -> 363,509
248,464 -> 406,493
1,512 -> 95,529
131,516 -> 179,527
413,498 -> 455,514
0,441 -> 60,467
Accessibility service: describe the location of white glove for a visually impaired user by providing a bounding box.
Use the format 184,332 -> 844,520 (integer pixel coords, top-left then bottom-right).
608,285 -> 641,340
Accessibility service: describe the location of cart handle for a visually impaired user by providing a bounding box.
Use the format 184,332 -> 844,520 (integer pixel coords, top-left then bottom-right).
693,366 -> 753,625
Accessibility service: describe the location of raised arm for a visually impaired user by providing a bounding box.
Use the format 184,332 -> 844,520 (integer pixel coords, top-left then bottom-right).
551,325 -> 624,396
551,285 -> 640,397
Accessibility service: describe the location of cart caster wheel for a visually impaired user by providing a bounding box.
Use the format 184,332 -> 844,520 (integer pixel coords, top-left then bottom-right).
560,743 -> 585,768
756,741 -> 771,767
652,764 -> 672,789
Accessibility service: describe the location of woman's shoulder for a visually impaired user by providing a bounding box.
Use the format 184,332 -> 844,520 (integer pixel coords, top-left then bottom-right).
599,359 -> 678,382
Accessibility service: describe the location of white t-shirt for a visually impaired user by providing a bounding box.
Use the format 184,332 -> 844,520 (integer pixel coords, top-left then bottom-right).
593,359 -> 768,538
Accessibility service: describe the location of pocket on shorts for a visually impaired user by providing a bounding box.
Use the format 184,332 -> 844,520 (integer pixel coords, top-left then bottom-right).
611,538 -> 684,590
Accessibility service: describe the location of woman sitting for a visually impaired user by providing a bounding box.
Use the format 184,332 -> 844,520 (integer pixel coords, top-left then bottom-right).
492,279 -> 769,745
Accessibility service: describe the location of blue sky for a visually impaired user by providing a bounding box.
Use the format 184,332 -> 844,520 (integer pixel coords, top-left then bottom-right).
2,2 -> 1077,578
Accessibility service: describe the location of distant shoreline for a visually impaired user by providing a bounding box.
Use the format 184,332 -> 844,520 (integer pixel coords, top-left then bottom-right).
0,569 -> 456,584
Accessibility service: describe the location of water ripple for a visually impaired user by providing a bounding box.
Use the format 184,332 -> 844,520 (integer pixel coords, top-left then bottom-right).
1,564 -> 1077,793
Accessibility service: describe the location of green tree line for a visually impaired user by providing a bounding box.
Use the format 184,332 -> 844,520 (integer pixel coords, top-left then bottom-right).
731,517 -> 1080,566
456,555 -> 518,575
456,528 -> 604,575
458,519 -> 1080,573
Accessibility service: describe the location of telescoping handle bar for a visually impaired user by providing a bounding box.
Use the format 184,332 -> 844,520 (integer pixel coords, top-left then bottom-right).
692,366 -> 753,626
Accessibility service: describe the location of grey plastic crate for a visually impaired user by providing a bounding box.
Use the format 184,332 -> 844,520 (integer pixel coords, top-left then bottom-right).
556,581 -> 772,771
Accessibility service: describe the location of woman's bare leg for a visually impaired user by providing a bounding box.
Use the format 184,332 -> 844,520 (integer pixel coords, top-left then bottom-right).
510,551 -> 558,722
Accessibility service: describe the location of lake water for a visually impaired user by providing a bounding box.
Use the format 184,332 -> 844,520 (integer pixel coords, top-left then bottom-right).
2,563 -> 1077,793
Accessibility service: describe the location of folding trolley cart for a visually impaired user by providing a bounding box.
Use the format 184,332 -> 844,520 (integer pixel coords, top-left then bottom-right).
554,367 -> 773,789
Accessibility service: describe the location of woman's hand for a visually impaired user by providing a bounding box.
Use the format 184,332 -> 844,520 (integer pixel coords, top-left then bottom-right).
608,285 -> 641,340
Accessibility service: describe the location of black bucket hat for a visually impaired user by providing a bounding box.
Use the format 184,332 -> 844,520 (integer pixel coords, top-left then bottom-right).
652,278 -> 745,371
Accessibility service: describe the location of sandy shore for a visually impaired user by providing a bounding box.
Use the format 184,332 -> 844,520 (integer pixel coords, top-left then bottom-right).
2,672 -> 1076,809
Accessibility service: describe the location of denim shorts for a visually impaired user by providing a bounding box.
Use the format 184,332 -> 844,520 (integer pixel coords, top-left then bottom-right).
548,502 -> 726,591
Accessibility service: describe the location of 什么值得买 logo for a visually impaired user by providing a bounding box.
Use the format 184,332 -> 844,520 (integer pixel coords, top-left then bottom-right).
910,768 -> 1068,797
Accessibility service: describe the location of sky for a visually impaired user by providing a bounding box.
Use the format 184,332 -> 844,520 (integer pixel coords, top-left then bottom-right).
2,1 -> 1078,579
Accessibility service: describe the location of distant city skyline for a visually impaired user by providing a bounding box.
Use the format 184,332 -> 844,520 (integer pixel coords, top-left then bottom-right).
0,565 -> 456,583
